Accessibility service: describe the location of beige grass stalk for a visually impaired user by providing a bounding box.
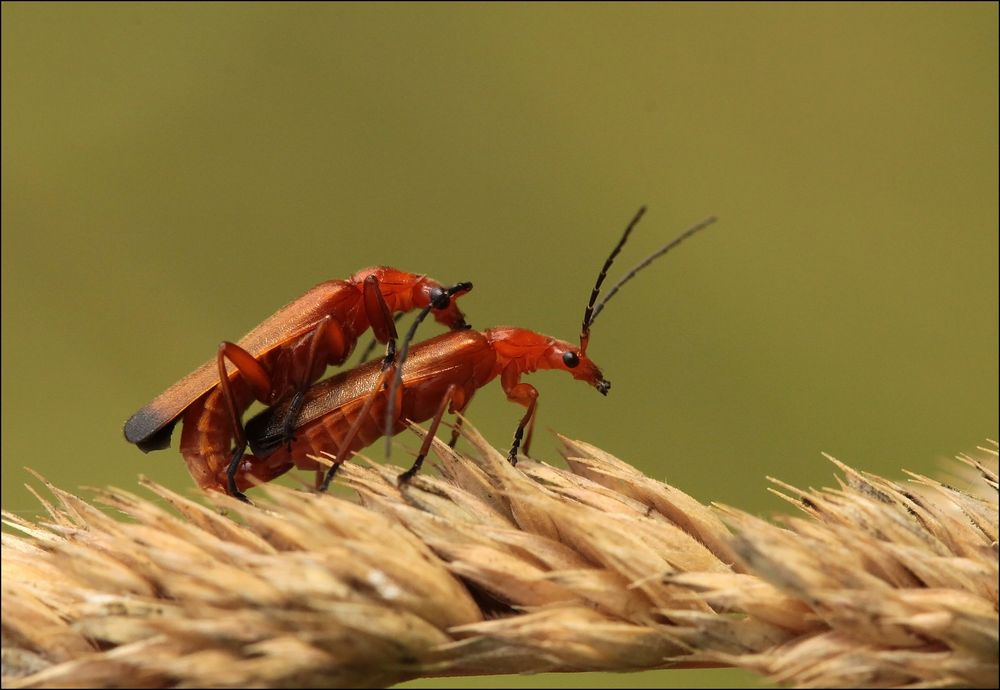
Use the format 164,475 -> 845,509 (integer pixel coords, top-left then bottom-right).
2,425 -> 997,688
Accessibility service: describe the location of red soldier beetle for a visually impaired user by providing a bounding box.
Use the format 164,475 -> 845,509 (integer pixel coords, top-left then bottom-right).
242,208 -> 717,491
122,267 -> 472,499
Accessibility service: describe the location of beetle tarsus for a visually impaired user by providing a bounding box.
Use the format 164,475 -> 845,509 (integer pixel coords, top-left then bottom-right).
398,449 -> 430,486
318,462 -> 341,493
397,459 -> 422,486
226,443 -> 252,502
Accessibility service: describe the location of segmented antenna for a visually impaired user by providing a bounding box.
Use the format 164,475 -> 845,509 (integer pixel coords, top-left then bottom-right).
587,215 -> 717,327
383,282 -> 473,456
580,206 -> 647,353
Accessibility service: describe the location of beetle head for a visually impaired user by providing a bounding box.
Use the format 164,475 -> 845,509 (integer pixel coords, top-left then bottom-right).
547,338 -> 610,395
486,327 -> 610,396
416,278 -> 473,330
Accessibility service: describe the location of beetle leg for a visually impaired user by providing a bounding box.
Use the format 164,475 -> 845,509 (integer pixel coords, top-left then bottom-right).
500,366 -> 539,466
506,388 -> 538,466
398,384 -> 460,485
522,399 -> 538,458
356,312 -> 405,364
447,392 -> 474,449
362,276 -> 406,397
225,446 -> 250,502
278,315 -> 336,449
318,363 -> 394,493
217,342 -> 274,500
362,274 -> 405,431
220,452 -> 295,496
362,275 -> 399,348
218,341 -> 274,401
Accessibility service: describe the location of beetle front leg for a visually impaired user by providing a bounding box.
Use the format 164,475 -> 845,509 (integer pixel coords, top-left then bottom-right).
500,366 -> 538,466
362,277 -> 402,380
362,275 -> 399,347
522,398 -> 538,457
506,389 -> 537,466
355,313 -> 405,364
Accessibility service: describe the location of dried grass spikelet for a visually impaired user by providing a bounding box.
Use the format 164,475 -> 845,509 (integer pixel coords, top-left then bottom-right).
2,424 -> 997,689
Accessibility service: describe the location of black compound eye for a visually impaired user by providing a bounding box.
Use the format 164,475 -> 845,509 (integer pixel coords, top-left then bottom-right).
428,287 -> 450,310
562,351 -> 580,369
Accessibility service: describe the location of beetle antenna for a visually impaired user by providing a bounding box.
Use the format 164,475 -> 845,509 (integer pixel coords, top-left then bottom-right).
383,282 -> 473,456
588,215 -> 717,328
580,206 -> 646,354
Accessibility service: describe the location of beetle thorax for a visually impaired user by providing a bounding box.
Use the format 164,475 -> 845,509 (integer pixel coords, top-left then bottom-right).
484,327 -> 560,375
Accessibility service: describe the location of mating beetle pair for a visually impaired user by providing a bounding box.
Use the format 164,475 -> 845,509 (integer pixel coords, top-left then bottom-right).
124,209 -> 716,499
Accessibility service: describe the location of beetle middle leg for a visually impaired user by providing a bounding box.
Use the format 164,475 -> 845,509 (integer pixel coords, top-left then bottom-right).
522,399 -> 538,458
398,384 -> 461,486
318,361 -> 397,493
446,393 -> 474,449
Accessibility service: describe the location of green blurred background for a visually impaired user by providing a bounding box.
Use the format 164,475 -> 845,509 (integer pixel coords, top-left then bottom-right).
3,3 -> 997,687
